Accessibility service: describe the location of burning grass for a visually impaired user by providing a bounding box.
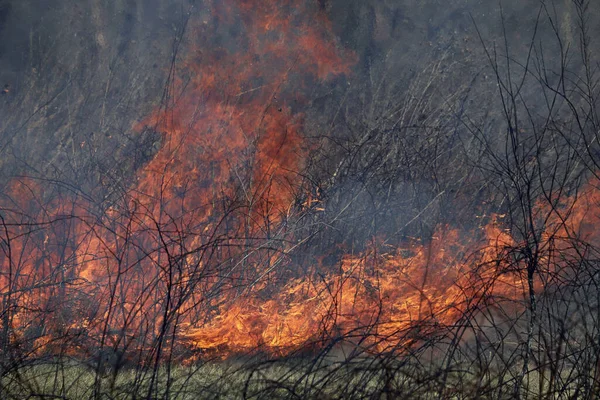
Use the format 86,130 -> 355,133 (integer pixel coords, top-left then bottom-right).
2,0 -> 600,398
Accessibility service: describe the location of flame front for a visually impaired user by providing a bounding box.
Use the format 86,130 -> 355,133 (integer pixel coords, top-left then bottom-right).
1,0 -> 599,363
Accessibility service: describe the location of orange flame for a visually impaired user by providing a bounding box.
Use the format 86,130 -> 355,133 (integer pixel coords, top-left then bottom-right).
0,0 -> 351,361
2,0 -> 598,364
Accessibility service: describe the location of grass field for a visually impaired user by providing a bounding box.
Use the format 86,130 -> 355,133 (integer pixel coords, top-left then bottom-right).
0,349 -> 590,400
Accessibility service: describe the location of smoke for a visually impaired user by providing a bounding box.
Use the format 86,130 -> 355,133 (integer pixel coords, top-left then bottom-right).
1,0 -> 597,191
1,0 -> 600,373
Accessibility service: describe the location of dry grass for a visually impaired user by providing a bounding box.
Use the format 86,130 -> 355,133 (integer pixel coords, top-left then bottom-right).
0,351 -> 591,400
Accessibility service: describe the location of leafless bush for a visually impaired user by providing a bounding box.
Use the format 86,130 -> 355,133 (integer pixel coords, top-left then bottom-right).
1,1 -> 600,399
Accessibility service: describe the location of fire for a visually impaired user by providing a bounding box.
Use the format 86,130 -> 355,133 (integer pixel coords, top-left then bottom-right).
0,0 -> 350,361
187,186 -> 600,356
2,0 -> 599,365
187,222 -> 523,355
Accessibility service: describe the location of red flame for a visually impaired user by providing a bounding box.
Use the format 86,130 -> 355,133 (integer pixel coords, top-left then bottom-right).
2,0 -> 598,363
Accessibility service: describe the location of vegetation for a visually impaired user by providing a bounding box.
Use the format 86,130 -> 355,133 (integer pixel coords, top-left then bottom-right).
1,0 -> 600,399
